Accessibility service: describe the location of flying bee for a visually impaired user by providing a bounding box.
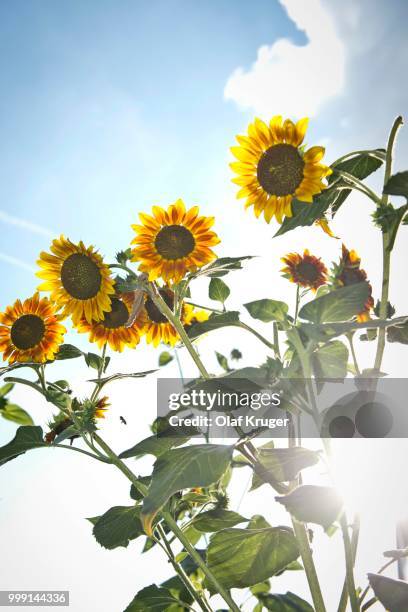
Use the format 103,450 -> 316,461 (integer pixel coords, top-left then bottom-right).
120,416 -> 127,425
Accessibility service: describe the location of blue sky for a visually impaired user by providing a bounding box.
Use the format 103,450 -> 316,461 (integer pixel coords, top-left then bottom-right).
0,0 -> 305,303
1,2 -> 408,610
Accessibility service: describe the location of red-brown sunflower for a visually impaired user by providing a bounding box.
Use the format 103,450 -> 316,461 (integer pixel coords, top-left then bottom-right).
74,293 -> 141,352
0,293 -> 66,364
281,250 -> 328,291
332,245 -> 374,321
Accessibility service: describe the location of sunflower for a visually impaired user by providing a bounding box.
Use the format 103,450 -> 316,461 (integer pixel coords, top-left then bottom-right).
281,249 -> 328,291
0,293 -> 66,364
230,116 -> 332,223
37,236 -> 114,325
183,304 -> 210,328
332,245 -> 374,321
75,292 -> 142,352
131,199 -> 220,284
136,288 -> 206,347
94,396 -> 110,419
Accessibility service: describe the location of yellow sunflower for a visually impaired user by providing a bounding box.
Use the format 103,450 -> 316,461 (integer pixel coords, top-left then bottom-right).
281,249 -> 328,291
136,288 -> 207,347
75,293 -> 142,352
230,116 -> 332,223
0,293 -> 66,364
183,304 -> 209,328
131,199 -> 220,284
37,236 -> 114,325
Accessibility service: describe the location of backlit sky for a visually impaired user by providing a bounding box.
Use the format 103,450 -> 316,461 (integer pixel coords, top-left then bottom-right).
1,1 -> 408,610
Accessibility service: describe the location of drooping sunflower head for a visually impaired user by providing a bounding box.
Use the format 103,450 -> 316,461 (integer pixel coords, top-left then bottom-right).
37,236 -> 115,325
136,288 -> 195,347
230,116 -> 332,224
0,293 -> 66,364
131,199 -> 220,284
332,244 -> 374,321
281,250 -> 328,291
74,292 -> 141,353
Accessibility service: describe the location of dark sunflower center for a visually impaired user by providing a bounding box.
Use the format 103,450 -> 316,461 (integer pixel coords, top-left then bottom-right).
154,225 -> 195,260
341,268 -> 365,286
101,298 -> 130,329
11,314 -> 45,350
296,261 -> 320,282
61,253 -> 102,300
144,291 -> 174,324
257,143 -> 305,196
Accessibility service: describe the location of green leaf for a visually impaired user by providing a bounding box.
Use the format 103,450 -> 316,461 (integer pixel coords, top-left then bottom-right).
299,283 -> 370,323
0,383 -> 14,398
209,277 -> 230,303
312,341 -> 348,378
124,584 -> 183,611
0,404 -> 34,426
259,591 -> 314,611
119,434 -> 190,460
275,150 -> 384,236
368,573 -> 408,611
388,321 -> 408,344
192,509 -> 248,532
92,505 -> 143,550
206,526 -> 299,590
141,444 -> 233,534
384,170 -> 408,199
187,311 -> 240,339
55,344 -> 83,360
196,256 -> 254,279
244,299 -> 288,323
251,448 -> 319,491
84,352 -> 106,370
0,426 -> 45,466
215,351 -> 230,372
159,351 -> 174,366
276,486 -> 343,529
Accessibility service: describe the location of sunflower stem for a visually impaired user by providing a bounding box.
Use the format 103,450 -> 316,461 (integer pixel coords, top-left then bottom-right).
294,285 -> 300,325
90,343 -> 107,403
148,284 -> 211,379
374,116 -> 403,374
232,321 -> 277,354
154,524 -> 213,612
340,514 -> 360,612
336,171 -> 382,206
347,333 -> 361,376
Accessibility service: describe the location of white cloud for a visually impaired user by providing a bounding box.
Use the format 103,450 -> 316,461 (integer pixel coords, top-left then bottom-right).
0,209 -> 54,237
0,252 -> 36,272
224,0 -> 346,118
